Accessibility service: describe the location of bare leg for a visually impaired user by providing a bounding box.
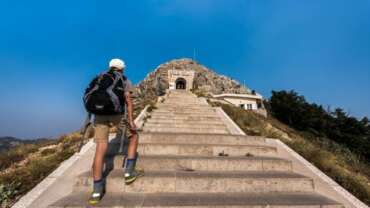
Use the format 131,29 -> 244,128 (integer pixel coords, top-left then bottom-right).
124,131 -> 143,185
92,142 -> 108,181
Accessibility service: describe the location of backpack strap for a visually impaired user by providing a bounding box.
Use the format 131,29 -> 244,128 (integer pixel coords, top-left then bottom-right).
106,71 -> 126,112
97,70 -> 115,83
112,71 -> 127,92
83,75 -> 101,102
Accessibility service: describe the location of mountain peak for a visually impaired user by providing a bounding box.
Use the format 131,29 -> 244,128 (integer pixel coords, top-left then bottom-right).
135,58 -> 251,107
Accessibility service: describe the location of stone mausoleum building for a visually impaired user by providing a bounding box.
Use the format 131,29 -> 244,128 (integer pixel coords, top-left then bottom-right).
168,69 -> 195,90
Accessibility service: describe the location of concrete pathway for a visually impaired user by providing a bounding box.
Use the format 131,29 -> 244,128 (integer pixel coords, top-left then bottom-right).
15,90 -> 367,208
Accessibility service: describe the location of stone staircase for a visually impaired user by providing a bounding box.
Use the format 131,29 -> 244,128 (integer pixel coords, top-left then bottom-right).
50,90 -> 343,207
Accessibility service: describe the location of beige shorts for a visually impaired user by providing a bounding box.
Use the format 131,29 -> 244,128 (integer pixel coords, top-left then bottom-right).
94,115 -> 137,143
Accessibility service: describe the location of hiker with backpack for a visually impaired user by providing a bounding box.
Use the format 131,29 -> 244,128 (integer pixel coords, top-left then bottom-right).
83,58 -> 143,205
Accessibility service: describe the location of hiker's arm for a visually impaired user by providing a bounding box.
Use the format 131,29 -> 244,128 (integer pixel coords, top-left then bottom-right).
125,92 -> 136,129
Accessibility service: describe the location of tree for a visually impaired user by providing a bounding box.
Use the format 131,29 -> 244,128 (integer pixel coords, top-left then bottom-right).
268,90 -> 370,162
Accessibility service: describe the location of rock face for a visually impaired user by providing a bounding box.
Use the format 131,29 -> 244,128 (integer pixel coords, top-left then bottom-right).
133,58 -> 251,111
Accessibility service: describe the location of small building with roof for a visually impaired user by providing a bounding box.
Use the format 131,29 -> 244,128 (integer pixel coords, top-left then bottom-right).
212,92 -> 267,116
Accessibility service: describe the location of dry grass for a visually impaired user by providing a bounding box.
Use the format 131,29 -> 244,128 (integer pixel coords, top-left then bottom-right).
0,132 -> 83,207
0,145 -> 39,171
210,102 -> 285,138
191,89 -> 209,98
0,105 -> 147,207
146,103 -> 158,113
211,101 -> 370,205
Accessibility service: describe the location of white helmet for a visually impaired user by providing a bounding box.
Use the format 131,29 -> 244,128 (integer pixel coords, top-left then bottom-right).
109,58 -> 126,70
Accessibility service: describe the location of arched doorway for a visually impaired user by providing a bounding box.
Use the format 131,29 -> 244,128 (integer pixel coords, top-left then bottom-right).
175,78 -> 186,90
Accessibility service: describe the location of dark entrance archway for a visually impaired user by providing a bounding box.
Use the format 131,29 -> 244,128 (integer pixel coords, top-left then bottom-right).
175,78 -> 187,90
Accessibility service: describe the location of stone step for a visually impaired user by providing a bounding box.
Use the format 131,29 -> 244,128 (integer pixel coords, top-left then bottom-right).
165,99 -> 200,101
165,99 -> 199,101
112,155 -> 292,172
169,92 -> 195,94
119,143 -> 277,157
164,95 -> 199,97
148,115 -> 219,120
74,170 -> 314,193
165,97 -> 199,100
151,109 -> 216,113
163,102 -> 203,105
157,104 -> 213,108
152,107 -> 213,111
150,112 -> 219,117
158,104 -> 210,107
169,94 -> 195,96
142,126 -> 229,134
155,109 -> 214,113
169,90 -> 194,93
161,100 -> 205,103
136,132 -> 268,145
145,119 -> 225,125
50,192 -> 342,208
153,111 -> 217,116
163,101 -> 201,103
157,106 -> 215,110
168,93 -> 197,96
154,109 -> 216,114
169,92 -> 195,95
143,123 -> 227,129
161,104 -> 206,106
164,98 -> 199,100
168,92 -> 194,94
163,101 -> 205,105
149,115 -> 222,121
164,100 -> 200,103
163,101 -> 201,104
170,91 -> 194,93
166,97 -> 198,99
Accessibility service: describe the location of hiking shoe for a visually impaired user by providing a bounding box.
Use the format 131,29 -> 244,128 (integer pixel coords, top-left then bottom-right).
124,168 -> 144,185
88,191 -> 105,205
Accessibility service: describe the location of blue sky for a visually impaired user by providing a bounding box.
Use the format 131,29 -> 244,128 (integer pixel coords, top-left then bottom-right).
0,0 -> 369,139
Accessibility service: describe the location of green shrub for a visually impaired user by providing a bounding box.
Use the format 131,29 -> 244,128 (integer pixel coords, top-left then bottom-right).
286,138 -> 370,205
0,133 -> 79,206
269,90 -> 370,163
147,104 -> 157,112
0,144 -> 39,171
0,182 -> 20,208
212,102 -> 281,138
40,148 -> 57,156
192,89 -> 208,97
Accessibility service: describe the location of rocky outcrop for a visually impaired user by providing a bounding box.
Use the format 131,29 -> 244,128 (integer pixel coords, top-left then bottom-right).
133,58 -> 251,112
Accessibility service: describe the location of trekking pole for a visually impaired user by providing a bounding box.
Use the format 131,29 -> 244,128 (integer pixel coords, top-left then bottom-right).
118,105 -> 130,169
78,113 -> 92,152
118,124 -> 127,154
118,106 -> 128,155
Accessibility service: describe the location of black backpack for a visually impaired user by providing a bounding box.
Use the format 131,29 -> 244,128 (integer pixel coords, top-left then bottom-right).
83,70 -> 127,115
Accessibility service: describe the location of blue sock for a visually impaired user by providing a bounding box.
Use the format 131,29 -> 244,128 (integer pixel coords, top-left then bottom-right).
126,159 -> 135,167
125,159 -> 136,173
93,179 -> 104,193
